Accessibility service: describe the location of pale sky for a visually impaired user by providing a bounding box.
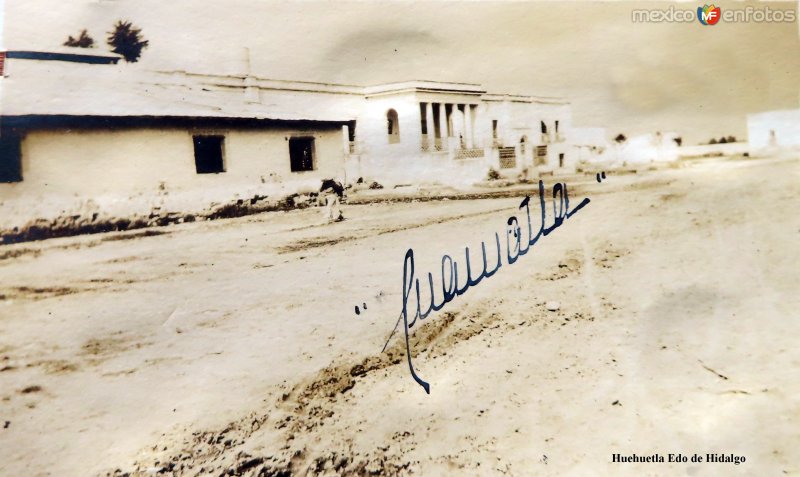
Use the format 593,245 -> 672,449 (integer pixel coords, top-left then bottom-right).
3,0 -> 799,144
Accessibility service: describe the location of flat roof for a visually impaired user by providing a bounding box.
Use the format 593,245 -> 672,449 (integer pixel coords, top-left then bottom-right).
364,80 -> 487,97
1,53 -> 571,121
5,48 -> 122,65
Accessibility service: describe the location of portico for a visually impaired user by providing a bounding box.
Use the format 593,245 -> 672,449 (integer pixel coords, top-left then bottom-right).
346,81 -> 574,185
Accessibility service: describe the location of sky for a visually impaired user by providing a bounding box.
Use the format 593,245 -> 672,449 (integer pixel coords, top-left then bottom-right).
3,0 -> 799,144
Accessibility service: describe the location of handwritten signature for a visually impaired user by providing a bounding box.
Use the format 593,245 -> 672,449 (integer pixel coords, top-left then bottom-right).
387,180 -> 591,394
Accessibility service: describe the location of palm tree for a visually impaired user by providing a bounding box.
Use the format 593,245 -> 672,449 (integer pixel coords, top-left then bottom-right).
107,20 -> 149,63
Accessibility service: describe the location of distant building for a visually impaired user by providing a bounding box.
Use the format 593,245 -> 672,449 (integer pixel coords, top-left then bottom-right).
747,109 -> 800,156
588,132 -> 680,167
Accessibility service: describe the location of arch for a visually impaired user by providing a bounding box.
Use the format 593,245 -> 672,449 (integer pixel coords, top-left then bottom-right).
387,109 -> 400,144
519,135 -> 528,155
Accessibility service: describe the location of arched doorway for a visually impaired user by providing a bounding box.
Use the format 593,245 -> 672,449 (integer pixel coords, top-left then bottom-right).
387,109 -> 400,144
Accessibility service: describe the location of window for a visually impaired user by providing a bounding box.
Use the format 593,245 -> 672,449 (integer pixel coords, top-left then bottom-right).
0,129 -> 22,183
559,153 -> 565,168
555,120 -> 560,133
193,135 -> 225,174
289,137 -> 315,172
387,109 -> 400,144
540,121 -> 548,134
492,120 -> 498,139
535,145 -> 547,166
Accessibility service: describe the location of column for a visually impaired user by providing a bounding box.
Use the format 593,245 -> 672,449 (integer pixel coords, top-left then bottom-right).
342,125 -> 350,155
464,104 -> 474,149
438,103 -> 448,151
426,102 -> 436,151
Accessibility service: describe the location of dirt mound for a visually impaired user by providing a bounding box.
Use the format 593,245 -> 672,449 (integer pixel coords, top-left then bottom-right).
101,296 -> 521,477
1,193 -> 319,246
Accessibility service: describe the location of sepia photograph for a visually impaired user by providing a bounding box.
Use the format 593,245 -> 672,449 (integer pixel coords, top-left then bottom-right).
0,0 -> 798,475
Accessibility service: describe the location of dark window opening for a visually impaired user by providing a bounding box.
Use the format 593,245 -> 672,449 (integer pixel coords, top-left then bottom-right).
387,109 -> 400,144
432,104 -> 441,138
559,153 -> 565,168
193,135 -> 225,174
445,104 -> 453,137
555,120 -> 560,133
540,121 -> 548,134
492,120 -> 499,139
289,137 -> 315,172
419,103 -> 428,135
0,129 -> 23,183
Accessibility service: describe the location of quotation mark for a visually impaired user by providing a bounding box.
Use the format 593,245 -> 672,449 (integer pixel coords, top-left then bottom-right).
596,171 -> 607,183
355,291 -> 385,316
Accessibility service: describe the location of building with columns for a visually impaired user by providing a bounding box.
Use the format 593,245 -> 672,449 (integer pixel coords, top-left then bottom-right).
347,81 -> 574,185
0,49 -> 577,231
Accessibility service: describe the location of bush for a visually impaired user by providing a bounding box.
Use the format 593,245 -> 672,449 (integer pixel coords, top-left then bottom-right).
487,168 -> 501,181
64,30 -> 95,48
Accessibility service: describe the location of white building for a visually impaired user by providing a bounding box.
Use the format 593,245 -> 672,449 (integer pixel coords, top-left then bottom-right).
0,49 -> 577,235
349,83 -> 574,185
747,109 -> 800,156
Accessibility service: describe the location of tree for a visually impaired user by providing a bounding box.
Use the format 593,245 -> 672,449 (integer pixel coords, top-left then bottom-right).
673,137 -> 683,147
614,133 -> 627,144
64,29 -> 95,48
726,136 -> 737,143
709,138 -> 717,145
719,137 -> 728,144
107,20 -> 149,63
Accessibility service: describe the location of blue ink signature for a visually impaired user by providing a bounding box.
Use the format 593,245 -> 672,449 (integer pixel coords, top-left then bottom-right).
388,180 -> 591,394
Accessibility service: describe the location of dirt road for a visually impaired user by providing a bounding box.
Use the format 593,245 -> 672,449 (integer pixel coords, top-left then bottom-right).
1,157 -> 798,476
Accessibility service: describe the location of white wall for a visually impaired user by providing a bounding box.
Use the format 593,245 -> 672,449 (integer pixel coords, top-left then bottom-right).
355,92 -> 493,185
0,125 -> 346,228
747,109 -> 800,154
10,126 -> 344,194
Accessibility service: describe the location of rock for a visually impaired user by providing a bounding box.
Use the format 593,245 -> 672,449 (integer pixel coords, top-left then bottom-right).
558,258 -> 580,271
545,301 -> 560,312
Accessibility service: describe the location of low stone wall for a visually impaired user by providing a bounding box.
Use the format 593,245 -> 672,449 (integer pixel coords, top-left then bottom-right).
0,183 -> 321,244
677,142 -> 749,158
